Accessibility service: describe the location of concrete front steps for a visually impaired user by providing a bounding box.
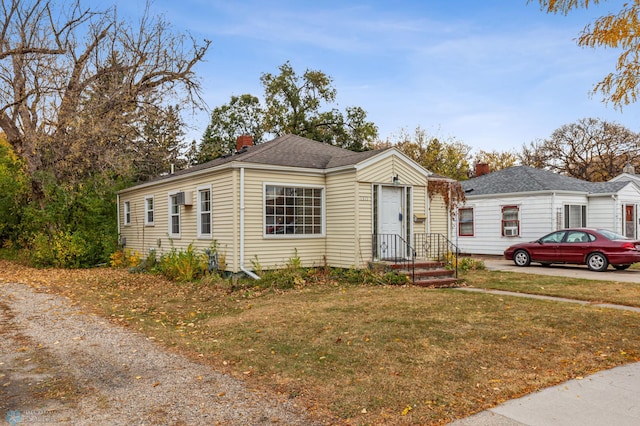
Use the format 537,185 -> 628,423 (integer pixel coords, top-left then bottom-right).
388,260 -> 459,288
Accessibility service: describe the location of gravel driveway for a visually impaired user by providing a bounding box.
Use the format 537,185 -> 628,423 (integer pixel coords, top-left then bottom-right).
0,282 -> 316,425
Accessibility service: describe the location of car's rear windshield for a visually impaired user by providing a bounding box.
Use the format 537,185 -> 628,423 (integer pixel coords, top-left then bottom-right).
598,229 -> 631,241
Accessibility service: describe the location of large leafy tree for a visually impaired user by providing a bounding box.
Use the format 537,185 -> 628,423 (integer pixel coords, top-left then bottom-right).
196,61 -> 377,161
0,0 -> 209,266
533,0 -> 640,107
518,117 -> 640,181
261,62 -> 378,150
197,94 -> 265,163
0,132 -> 28,242
473,150 -> 518,175
0,0 -> 209,202
130,105 -> 186,182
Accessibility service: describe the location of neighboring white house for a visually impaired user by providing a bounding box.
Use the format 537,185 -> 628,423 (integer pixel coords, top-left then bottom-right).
117,134 -> 452,275
457,165 -> 640,255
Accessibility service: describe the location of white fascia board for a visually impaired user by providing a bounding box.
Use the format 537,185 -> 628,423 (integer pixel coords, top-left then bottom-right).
610,173 -> 640,183
230,162 -> 326,175
118,163 -> 232,194
117,161 -> 327,194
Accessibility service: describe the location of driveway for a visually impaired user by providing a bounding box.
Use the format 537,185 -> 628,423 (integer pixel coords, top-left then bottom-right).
0,282 -> 315,425
480,256 -> 640,283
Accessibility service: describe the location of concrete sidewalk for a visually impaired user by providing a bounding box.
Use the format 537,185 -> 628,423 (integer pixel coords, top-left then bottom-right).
449,362 -> 640,426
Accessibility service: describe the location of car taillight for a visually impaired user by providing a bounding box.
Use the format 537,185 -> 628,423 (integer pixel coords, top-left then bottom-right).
621,242 -> 636,250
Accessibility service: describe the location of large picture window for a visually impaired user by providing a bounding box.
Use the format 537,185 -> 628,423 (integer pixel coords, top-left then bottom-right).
198,187 -> 212,237
502,205 -> 520,237
145,196 -> 154,226
265,185 -> 323,236
169,194 -> 180,237
564,205 -> 586,228
458,208 -> 474,236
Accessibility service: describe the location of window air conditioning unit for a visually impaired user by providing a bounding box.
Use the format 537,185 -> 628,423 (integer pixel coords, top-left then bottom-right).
176,191 -> 193,206
504,227 -> 518,237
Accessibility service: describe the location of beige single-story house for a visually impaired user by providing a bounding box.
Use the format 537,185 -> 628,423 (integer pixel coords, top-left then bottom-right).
117,134 -> 451,276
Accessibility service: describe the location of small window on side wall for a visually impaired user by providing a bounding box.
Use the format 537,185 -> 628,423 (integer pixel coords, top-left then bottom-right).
124,201 -> 131,225
502,205 -> 520,237
564,204 -> 587,228
198,187 -> 212,238
458,208 -> 474,236
169,194 -> 180,237
145,196 -> 154,226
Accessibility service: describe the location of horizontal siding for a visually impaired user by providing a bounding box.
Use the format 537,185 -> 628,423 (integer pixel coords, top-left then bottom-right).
119,170 -> 237,267
587,197 -> 616,232
429,194 -> 448,237
326,171 -> 359,268
357,154 -> 426,186
212,171 -> 238,271
457,195 -> 559,255
242,169 -> 327,271
413,185 -> 428,235
356,182 -> 374,267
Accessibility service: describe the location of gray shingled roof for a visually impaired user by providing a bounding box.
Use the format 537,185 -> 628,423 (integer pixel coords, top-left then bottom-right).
461,165 -> 629,196
143,134 -> 390,184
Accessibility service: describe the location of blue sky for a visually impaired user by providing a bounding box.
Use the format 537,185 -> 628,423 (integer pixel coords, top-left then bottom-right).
117,0 -> 637,154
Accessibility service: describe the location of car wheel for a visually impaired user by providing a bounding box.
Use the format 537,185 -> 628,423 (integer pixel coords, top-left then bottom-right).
513,250 -> 531,267
614,264 -> 631,270
586,252 -> 609,272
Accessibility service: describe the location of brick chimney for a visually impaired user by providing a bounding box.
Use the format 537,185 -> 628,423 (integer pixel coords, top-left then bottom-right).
236,134 -> 253,152
475,163 -> 490,177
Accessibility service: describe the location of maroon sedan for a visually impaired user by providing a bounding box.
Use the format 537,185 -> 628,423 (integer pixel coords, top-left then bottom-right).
504,228 -> 640,272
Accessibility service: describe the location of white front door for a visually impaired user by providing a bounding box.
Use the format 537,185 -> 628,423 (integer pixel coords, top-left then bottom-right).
378,186 -> 404,259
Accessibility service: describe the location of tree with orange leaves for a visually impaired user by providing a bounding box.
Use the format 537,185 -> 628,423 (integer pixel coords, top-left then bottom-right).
533,0 -> 640,108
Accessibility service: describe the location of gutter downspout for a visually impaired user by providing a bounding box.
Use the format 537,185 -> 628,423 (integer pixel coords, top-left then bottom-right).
239,167 -> 260,280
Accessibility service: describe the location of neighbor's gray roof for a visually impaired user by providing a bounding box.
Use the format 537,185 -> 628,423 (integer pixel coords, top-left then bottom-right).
461,165 -> 630,196
144,134 -> 389,184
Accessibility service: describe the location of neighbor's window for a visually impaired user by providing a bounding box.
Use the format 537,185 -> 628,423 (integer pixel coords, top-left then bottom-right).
265,185 -> 323,236
198,187 -> 212,237
502,205 -> 520,237
564,205 -> 587,228
145,196 -> 154,226
124,201 -> 131,225
458,208 -> 474,236
169,194 -> 180,237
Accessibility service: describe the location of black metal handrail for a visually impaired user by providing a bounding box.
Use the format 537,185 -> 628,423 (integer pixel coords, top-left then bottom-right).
413,233 -> 460,278
372,233 -> 416,281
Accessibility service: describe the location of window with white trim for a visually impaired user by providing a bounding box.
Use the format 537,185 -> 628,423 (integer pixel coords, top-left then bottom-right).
169,194 -> 180,237
198,187 -> 212,237
564,204 -> 586,228
124,201 -> 131,225
502,205 -> 520,237
265,185 -> 323,236
145,196 -> 154,226
458,207 -> 474,236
